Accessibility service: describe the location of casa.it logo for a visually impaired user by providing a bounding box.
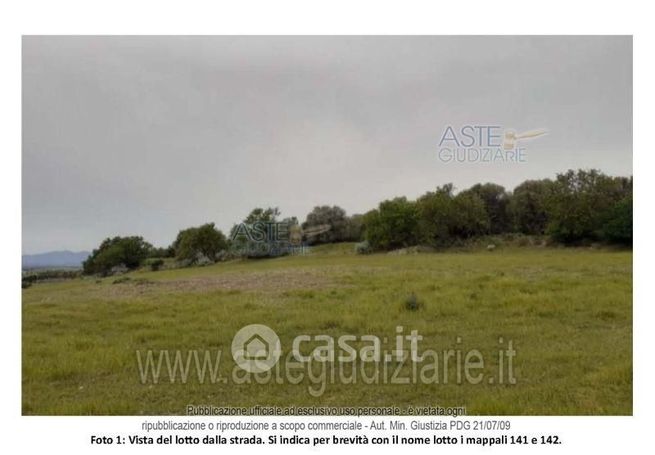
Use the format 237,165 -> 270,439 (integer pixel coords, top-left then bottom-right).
437,125 -> 547,163
231,324 -> 282,373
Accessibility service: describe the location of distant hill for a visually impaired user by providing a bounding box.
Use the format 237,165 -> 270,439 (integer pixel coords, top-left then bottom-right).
22,250 -> 90,270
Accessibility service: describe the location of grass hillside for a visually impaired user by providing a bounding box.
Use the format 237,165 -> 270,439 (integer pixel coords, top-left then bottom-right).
22,247 -> 632,415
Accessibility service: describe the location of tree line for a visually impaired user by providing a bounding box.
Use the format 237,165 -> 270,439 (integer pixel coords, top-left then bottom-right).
364,169 -> 631,250
82,169 -> 632,275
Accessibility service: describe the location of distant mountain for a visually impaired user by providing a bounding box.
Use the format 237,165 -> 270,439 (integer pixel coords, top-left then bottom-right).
22,250 -> 90,270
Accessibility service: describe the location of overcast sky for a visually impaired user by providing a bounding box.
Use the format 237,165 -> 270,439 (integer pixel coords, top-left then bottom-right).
22,36 -> 632,254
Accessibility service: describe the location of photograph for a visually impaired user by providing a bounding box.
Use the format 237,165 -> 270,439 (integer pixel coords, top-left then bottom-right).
21,35 -> 632,417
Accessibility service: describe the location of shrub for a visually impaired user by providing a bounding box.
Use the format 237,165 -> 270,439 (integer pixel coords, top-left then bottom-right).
149,258 -> 165,271
344,214 -> 364,242
83,236 -> 151,276
510,179 -> 553,235
302,206 -> 348,244
354,241 -> 371,254
363,197 -> 418,250
415,184 -> 488,245
228,207 -> 298,258
174,223 -> 227,263
601,195 -> 632,245
416,185 -> 456,246
460,183 -> 510,234
451,191 -> 490,238
546,170 -> 632,244
403,293 -> 422,311
22,270 -> 81,282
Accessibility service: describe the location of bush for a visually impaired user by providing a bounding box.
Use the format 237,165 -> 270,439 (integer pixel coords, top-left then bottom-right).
416,185 -> 456,246
601,196 -> 632,245
354,241 -> 371,254
83,236 -> 152,276
403,293 -> 423,311
415,184 -> 488,245
174,223 -> 227,263
302,206 -> 348,244
546,170 -> 632,244
21,271 -> 82,288
22,270 -> 81,282
363,197 -> 418,250
228,207 -> 297,258
460,183 -> 510,234
451,191 -> 490,238
149,258 -> 165,271
344,214 -> 364,242
510,179 -> 553,235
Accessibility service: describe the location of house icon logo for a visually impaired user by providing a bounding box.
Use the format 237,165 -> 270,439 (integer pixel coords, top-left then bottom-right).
231,324 -> 281,373
244,333 -> 269,360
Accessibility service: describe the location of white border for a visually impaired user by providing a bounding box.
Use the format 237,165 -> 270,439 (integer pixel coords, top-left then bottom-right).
2,1 -> 651,453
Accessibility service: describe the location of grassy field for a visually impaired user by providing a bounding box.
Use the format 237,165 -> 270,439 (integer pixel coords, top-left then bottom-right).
22,245 -> 632,415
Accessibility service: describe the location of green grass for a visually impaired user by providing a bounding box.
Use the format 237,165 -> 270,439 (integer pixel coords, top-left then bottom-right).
22,245 -> 632,415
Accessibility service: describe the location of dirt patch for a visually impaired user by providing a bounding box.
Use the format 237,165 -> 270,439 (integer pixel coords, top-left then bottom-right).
167,269 -> 336,293
93,268 -> 341,299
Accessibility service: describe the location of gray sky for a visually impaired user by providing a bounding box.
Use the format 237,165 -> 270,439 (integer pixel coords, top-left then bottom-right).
22,36 -> 632,254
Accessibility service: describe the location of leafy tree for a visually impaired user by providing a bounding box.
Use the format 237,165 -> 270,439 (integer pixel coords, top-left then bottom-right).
229,207 -> 297,257
451,191 -> 490,238
461,183 -> 510,234
229,207 -> 280,244
509,179 -> 554,235
344,214 -> 365,242
244,207 -> 280,224
83,236 -> 152,275
546,170 -> 631,243
302,205 -> 349,244
601,195 -> 632,245
174,223 -> 227,263
363,197 -> 418,250
415,184 -> 456,246
415,184 -> 489,244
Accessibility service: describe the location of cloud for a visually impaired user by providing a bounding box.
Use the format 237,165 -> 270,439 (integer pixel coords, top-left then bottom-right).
22,36 -> 632,253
